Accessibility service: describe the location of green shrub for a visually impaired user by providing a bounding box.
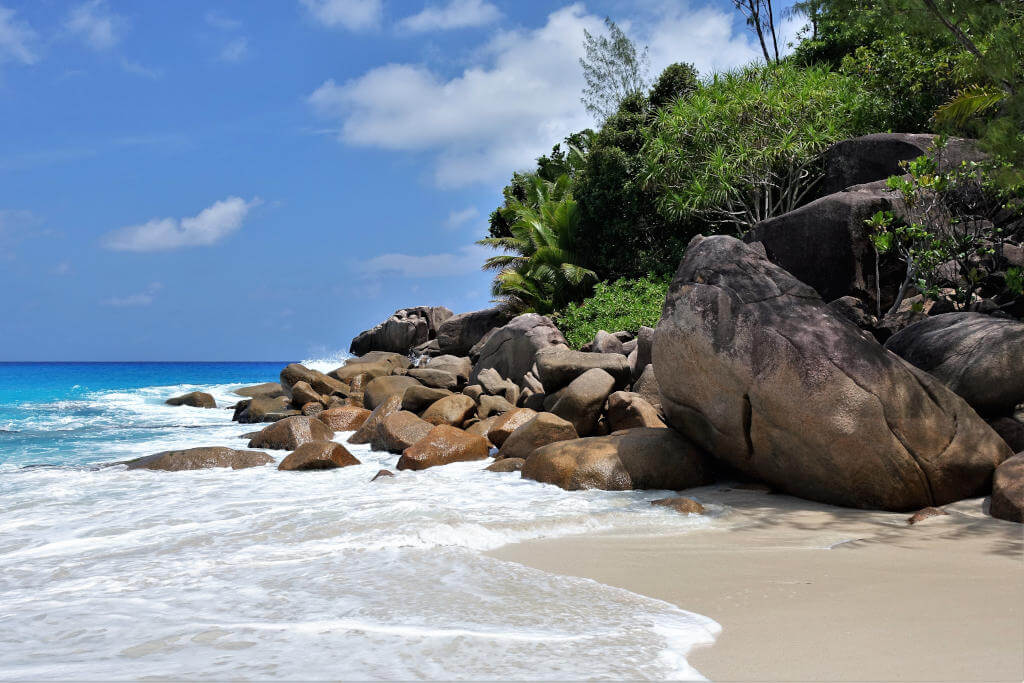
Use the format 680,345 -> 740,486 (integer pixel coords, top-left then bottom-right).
556,276 -> 669,349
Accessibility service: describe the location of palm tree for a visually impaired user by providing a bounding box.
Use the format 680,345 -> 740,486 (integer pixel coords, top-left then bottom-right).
477,174 -> 597,314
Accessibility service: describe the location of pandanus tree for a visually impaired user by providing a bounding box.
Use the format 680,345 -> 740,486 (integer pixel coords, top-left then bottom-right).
477,175 -> 597,314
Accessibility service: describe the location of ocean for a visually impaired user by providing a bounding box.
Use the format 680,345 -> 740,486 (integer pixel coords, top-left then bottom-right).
0,361 -> 720,680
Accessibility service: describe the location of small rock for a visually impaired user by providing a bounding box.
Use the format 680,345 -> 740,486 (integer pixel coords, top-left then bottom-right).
166,391 -> 216,409
371,469 -> 394,481
651,497 -> 705,515
278,441 -> 360,471
907,507 -> 948,525
486,457 -> 525,473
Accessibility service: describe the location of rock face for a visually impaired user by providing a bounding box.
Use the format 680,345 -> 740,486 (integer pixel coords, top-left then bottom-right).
884,313 -> 1024,416
535,348 -> 631,393
363,376 -> 421,411
990,453 -> 1024,523
605,391 -> 666,431
317,405 -> 371,431
396,425 -> 490,471
425,355 -> 472,383
371,411 -> 434,453
521,428 -> 713,491
550,368 -> 616,437
278,441 -> 360,471
124,447 -> 273,471
234,383 -> 287,399
350,306 -> 454,356
348,394 -> 403,444
248,416 -> 334,451
632,364 -> 662,414
654,235 -> 1011,511
470,314 -> 566,386
436,307 -> 511,356
166,391 -> 216,409
990,418 -> 1024,454
497,412 -> 578,460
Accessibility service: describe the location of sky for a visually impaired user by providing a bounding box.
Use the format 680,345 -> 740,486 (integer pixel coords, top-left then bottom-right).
0,0 -> 799,361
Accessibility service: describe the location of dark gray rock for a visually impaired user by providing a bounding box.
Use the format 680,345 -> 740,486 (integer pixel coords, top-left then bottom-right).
470,314 -> 566,386
165,391 -> 216,409
535,347 -> 631,393
350,306 -> 454,356
436,307 -> 512,356
550,368 -> 616,437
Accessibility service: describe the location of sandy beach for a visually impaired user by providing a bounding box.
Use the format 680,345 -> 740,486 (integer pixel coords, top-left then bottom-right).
489,485 -> 1024,682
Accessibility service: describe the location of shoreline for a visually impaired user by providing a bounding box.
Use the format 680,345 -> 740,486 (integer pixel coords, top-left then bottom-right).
488,485 -> 1024,682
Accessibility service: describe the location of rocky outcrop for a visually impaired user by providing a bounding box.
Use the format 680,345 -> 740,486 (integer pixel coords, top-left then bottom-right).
248,416 -> 334,451
549,368 -> 615,437
348,394 -> 403,444
654,235 -> 1011,511
124,447 -> 273,471
535,348 -> 630,393
278,441 -> 360,471
436,307 -> 511,356
317,405 -> 371,431
425,355 -> 472,383
470,314 -> 566,386
288,381 -> 323,408
396,425 -> 490,470
363,375 -> 421,410
605,391 -> 665,431
371,411 -> 434,453
521,428 -> 713,491
496,412 -> 578,460
884,313 -> 1024,416
280,363 -> 348,398
990,453 -> 1024,523
166,391 -> 216,409
350,306 -> 453,355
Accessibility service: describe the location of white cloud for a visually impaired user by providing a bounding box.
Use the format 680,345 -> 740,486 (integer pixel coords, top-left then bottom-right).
0,5 -> 36,65
103,197 -> 261,252
445,206 -> 479,230
397,0 -> 501,33
103,282 -> 162,307
360,244 -> 488,278
66,0 -> 124,51
121,59 -> 162,79
300,0 -> 382,31
219,37 -> 250,63
308,3 -> 764,188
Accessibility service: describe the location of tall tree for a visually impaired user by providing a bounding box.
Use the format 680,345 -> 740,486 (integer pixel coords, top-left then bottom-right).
732,0 -> 781,63
579,18 -> 650,122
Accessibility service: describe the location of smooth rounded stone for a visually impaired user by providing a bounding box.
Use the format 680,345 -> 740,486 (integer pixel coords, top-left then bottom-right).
436,307 -> 512,356
289,381 -> 323,407
234,382 -> 287,399
124,447 -> 273,471
421,394 -> 477,427
350,306 -> 453,356
347,351 -> 411,371
884,313 -> 1024,416
497,412 -> 578,460
371,411 -> 434,453
522,428 -> 714,491
907,507 -> 948,525
486,457 -> 525,473
632,364 -> 661,414
406,368 -> 459,391
550,368 -> 616,437
233,396 -> 300,424
476,368 -> 519,404
363,375 -> 421,411
301,402 -> 324,417
165,391 -> 216,409
402,385 -> 453,413
990,453 -> 1024,523
478,394 -> 513,419
329,362 -> 392,383
535,347 -> 631,393
632,327 -> 655,381
654,235 -> 1011,511
396,424 -> 490,471
592,330 -> 624,355
651,496 -> 705,515
371,469 -> 394,481
248,416 -> 334,451
488,408 -> 537,448
278,441 -> 360,471
318,405 -> 371,431
466,415 -> 500,445
425,355 -> 473,383
280,363 -> 348,398
463,384 -> 484,401
239,431 -> 261,440
606,391 -> 666,431
622,339 -> 638,355
470,313 -> 567,386
989,418 -> 1024,454
348,394 -> 403,445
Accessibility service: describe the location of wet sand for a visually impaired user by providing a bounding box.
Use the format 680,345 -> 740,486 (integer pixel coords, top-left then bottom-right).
489,485 -> 1024,681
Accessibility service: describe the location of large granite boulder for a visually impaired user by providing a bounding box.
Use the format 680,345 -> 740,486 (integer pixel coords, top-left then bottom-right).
436,307 -> 511,356
232,396 -> 300,424
396,425 -> 490,471
424,355 -> 472,383
317,405 -> 371,431
470,314 -> 566,386
990,418 -> 1024,454
421,394 -> 477,427
487,408 -> 537,447
535,348 -> 631,393
288,381 -> 323,408
654,235 -> 1011,511
497,412 -> 578,460
363,375 -> 421,411
124,447 -> 273,471
632,364 -> 662,414
278,441 -> 360,471
521,428 -> 713,491
605,391 -> 665,431
348,394 -> 403,444
550,368 -> 616,437
329,362 -> 392,383
401,385 -> 453,413
884,313 -> 1024,416
280,363 -> 348,398
234,382 -> 287,399
371,411 -> 434,453
990,453 -> 1024,523
248,416 -> 334,451
347,351 -> 412,372
632,326 -> 655,381
166,391 -> 216,409
406,368 -> 458,391
350,306 -> 454,356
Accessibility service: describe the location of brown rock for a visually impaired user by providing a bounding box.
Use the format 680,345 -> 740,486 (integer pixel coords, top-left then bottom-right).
550,368 -> 615,437
234,382 -> 287,399
397,424 -> 490,470
371,469 -> 394,481
907,507 -> 948,525
280,363 -> 348,398
463,384 -> 485,401
363,375 -> 421,410
233,396 -> 300,424
248,415 -> 334,451
424,355 -> 472,383
487,408 -> 537,448
371,411 -> 434,453
402,385 -> 453,413
301,402 -> 324,417
478,394 -> 514,418
486,457 -> 525,473
289,381 -> 323,407
421,394 -> 477,427
632,364 -> 662,414
606,391 -> 666,431
651,497 -> 705,514
535,347 -> 631,393
470,314 -> 566,386
497,412 -> 578,460
991,453 -> 1024,523
278,441 -> 360,471
407,368 -> 459,391
165,391 -> 216,409
466,415 -> 500,445
989,417 -> 1024,454
330,362 -> 392,383
348,394 -> 403,444
124,447 -> 273,471
522,428 -> 714,491
318,405 -> 371,431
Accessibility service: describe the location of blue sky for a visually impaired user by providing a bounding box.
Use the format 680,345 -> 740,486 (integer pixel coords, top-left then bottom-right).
0,0 -> 797,360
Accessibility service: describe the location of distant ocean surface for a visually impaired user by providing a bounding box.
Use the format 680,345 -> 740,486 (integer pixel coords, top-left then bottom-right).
0,361 -> 720,680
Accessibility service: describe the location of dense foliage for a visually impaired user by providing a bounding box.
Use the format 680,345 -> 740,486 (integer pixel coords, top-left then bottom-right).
556,276 -> 669,349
